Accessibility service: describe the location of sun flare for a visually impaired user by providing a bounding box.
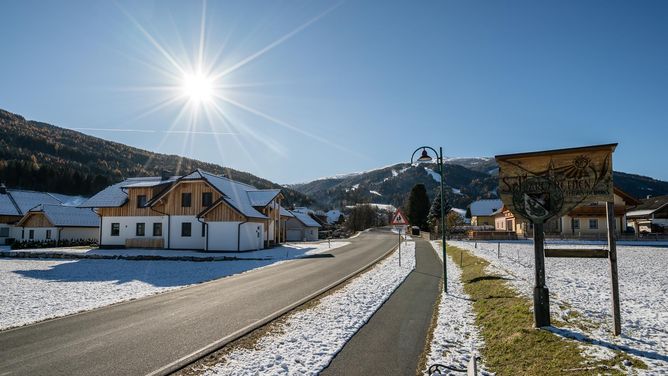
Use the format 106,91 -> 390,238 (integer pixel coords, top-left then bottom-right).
182,73 -> 214,103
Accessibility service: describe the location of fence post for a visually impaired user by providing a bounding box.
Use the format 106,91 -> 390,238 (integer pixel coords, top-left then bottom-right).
497,242 -> 500,258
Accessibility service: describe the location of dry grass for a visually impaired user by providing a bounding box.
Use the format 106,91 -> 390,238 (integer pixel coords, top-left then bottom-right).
444,244 -> 644,376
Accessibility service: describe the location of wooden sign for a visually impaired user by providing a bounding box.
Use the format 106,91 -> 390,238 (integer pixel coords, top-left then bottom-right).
495,144 -> 616,223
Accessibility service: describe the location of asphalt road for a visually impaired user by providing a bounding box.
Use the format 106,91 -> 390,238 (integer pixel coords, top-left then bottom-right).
0,229 -> 397,376
320,238 -> 442,376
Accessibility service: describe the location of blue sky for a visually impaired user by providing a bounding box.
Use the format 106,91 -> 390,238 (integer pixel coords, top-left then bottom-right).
1,0 -> 666,183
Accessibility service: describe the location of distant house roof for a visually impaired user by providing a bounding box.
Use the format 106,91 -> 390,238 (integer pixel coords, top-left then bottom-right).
280,206 -> 294,217
469,199 -> 503,217
290,211 -> 321,228
0,189 -> 80,216
19,204 -> 100,227
326,209 -> 343,224
626,195 -> 668,218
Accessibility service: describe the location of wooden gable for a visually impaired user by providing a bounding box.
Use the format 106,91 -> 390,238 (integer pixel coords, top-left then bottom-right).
19,212 -> 54,228
155,180 -> 223,216
97,186 -> 161,217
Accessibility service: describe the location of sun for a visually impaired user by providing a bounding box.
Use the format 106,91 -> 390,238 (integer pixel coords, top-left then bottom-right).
182,73 -> 214,103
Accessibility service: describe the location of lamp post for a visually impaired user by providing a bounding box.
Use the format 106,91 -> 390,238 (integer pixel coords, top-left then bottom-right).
411,146 -> 447,293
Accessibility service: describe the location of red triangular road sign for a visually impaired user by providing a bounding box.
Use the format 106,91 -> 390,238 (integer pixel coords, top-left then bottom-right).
391,209 -> 409,225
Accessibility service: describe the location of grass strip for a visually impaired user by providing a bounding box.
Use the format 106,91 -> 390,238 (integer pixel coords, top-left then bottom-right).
445,244 -> 643,375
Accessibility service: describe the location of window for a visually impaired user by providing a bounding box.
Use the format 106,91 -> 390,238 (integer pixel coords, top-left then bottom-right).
136,223 -> 145,236
201,222 -> 206,237
182,192 -> 192,207
111,223 -> 120,236
0,227 -> 8,237
137,195 -> 147,208
29,230 -> 34,240
572,219 -> 580,230
181,222 -> 191,237
46,230 -> 51,239
589,219 -> 598,229
202,192 -> 213,207
153,223 -> 162,237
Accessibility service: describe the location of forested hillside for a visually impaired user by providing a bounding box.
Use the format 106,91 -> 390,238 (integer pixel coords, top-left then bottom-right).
0,109 -> 313,206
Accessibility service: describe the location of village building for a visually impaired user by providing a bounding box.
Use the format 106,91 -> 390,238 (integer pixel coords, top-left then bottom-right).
626,195 -> 668,234
285,210 -> 322,241
468,199 -> 503,227
0,184 -> 88,244
496,187 -> 639,238
15,204 -> 99,242
80,169 -> 286,251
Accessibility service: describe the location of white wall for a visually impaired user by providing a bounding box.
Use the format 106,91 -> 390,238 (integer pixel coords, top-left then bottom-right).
101,216 -> 167,247
19,227 -> 57,242
207,222 -> 264,251
60,227 -> 99,241
169,216 -> 205,250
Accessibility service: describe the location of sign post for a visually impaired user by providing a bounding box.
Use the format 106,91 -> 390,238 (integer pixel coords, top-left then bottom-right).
496,144 -> 617,329
391,209 -> 409,268
606,202 -> 622,335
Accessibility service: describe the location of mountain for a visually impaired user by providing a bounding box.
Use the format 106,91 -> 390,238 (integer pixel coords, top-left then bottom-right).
291,158 -> 668,211
0,108 -> 313,207
289,162 -> 499,210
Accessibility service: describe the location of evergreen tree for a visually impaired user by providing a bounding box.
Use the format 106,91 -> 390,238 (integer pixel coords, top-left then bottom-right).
428,189 -> 451,235
405,184 -> 430,230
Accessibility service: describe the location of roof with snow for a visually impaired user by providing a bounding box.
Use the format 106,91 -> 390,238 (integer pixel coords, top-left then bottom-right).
0,189 -> 81,216
79,177 -> 177,208
626,195 -> 668,217
21,204 -> 100,227
290,211 -> 322,228
247,190 -> 282,207
280,206 -> 294,217
326,209 -> 343,224
469,199 -> 503,217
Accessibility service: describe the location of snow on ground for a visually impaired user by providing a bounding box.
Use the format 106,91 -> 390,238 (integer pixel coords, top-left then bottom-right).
451,187 -> 462,195
369,190 -> 382,196
0,242 -> 349,330
425,241 -> 489,376
2,241 -> 349,260
201,242 -> 416,376
450,240 -> 668,374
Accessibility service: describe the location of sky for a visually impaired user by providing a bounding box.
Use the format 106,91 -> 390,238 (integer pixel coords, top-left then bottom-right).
1,0 -> 666,183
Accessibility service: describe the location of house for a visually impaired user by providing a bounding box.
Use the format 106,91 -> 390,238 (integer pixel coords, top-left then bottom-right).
468,199 -> 503,227
508,187 -> 639,238
285,210 -> 321,241
0,184 -> 86,244
15,204 -> 99,242
493,206 -> 516,232
626,195 -> 668,234
80,169 -> 286,251
326,209 -> 344,224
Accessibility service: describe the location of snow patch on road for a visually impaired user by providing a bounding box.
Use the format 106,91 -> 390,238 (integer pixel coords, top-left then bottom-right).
202,242 -> 416,376
450,240 -> 668,374
425,241 -> 489,375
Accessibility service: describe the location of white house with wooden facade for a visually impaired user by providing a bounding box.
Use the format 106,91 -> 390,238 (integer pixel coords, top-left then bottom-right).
0,184 -> 89,244
15,204 -> 99,242
626,195 -> 668,234
80,169 -> 286,251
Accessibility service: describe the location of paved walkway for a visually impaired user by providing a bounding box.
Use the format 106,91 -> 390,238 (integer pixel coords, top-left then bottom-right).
321,238 -> 442,376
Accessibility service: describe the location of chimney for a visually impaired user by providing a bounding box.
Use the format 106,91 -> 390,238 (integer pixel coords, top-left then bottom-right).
161,170 -> 171,181
0,183 -> 6,194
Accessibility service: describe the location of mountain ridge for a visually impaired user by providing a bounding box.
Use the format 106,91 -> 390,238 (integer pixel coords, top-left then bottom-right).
0,108 -> 313,207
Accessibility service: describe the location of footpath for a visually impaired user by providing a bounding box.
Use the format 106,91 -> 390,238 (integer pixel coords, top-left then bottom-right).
321,238 -> 442,376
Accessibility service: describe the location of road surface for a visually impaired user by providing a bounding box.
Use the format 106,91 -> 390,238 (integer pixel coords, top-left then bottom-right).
0,229 -> 397,376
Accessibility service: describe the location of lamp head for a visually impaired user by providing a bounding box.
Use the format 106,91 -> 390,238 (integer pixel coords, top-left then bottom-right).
417,148 -> 433,162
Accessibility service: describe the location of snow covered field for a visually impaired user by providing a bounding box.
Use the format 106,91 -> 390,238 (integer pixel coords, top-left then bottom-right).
450,240 -> 668,374
0,242 -> 349,330
1,241 -> 349,260
199,242 -> 416,376
425,241 -> 488,376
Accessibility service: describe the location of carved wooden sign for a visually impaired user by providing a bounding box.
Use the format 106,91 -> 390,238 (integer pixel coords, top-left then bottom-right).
495,144 -> 616,223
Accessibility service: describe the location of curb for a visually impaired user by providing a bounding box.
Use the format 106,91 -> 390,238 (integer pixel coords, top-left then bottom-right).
147,241 -> 400,376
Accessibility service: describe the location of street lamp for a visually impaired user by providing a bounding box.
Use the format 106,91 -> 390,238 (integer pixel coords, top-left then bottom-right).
411,146 -> 447,293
